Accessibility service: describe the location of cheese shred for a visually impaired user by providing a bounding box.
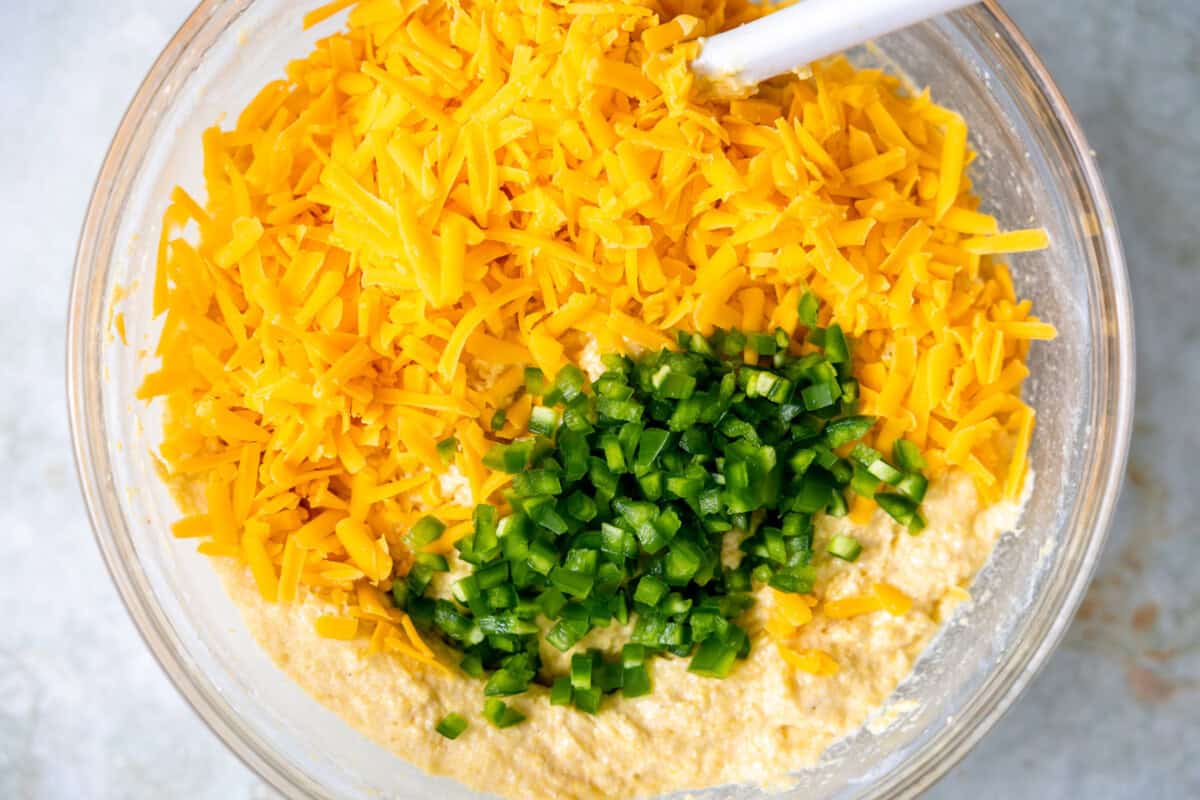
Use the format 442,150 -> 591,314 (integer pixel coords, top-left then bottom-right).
136,0 -> 1054,660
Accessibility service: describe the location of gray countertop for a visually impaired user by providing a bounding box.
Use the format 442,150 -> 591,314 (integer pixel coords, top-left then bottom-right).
1,0 -> 1196,797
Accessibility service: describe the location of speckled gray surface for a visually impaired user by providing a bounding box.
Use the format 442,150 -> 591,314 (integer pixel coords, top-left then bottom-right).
1,1 -> 1195,797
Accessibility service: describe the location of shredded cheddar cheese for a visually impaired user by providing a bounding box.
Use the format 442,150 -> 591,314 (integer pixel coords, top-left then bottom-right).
823,583 -> 914,620
776,644 -> 840,677
136,0 -> 1054,661
315,614 -> 359,640
822,593 -> 884,620
764,587 -> 816,638
872,582 -> 914,616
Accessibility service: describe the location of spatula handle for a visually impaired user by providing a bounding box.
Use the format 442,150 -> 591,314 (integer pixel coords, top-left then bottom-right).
692,0 -> 976,87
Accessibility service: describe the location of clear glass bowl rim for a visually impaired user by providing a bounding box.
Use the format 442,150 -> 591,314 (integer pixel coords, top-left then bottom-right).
67,1 -> 1135,797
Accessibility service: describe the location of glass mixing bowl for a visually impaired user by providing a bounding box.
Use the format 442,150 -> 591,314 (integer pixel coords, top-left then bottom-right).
68,1 -> 1134,797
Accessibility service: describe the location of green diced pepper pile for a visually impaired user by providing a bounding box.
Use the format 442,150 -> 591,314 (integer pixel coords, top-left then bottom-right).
406,298 -> 930,726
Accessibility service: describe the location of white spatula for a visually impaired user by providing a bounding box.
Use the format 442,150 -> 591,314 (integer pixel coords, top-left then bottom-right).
691,0 -> 975,90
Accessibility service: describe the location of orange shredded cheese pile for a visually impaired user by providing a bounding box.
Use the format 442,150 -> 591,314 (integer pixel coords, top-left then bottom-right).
138,0 -> 1054,661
